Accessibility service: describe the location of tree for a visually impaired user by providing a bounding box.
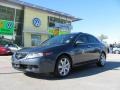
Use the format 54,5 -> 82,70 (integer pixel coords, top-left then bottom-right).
98,34 -> 108,41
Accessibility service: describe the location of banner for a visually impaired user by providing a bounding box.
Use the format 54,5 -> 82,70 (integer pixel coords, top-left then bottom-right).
0,20 -> 14,35
48,27 -> 70,37
55,22 -> 73,30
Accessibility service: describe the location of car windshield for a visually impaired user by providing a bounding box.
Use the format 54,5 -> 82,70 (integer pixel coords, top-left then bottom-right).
40,34 -> 76,47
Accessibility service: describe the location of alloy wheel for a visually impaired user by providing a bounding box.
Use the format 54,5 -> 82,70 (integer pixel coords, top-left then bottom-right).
57,57 -> 71,77
100,53 -> 106,66
115,50 -> 119,54
97,53 -> 106,67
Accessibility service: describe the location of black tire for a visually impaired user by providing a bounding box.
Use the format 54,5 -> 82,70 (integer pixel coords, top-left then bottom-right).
114,50 -> 120,54
97,53 -> 106,67
24,72 -> 33,76
54,55 -> 71,77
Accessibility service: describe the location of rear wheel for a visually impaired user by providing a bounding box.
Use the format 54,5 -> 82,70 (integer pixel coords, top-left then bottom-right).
54,55 -> 71,77
97,53 -> 106,67
114,50 -> 120,54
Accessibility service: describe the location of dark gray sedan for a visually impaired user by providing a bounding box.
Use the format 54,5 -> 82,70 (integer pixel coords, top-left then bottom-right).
12,32 -> 107,77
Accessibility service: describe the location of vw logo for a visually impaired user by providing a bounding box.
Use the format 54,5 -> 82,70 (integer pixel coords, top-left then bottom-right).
7,22 -> 13,29
33,18 -> 41,27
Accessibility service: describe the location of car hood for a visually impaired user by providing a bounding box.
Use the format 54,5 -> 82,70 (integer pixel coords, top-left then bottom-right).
17,44 -> 67,53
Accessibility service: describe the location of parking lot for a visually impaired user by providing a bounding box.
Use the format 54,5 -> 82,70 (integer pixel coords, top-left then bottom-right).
0,54 -> 120,90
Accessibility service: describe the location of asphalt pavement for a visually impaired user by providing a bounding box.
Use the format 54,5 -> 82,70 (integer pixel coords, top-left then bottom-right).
0,54 -> 120,90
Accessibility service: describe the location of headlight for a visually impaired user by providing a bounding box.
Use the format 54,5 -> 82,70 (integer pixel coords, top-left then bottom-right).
27,53 -> 43,59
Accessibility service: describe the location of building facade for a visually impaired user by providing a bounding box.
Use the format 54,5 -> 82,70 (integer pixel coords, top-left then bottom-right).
0,0 -> 80,47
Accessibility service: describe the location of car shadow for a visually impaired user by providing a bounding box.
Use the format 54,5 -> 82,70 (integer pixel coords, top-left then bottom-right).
0,54 -> 12,56
24,60 -> 120,80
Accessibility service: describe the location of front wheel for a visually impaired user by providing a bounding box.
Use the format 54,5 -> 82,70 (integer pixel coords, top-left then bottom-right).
97,53 -> 106,67
54,55 -> 71,77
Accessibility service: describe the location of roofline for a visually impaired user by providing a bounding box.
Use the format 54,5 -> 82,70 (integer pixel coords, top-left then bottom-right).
3,0 -> 81,22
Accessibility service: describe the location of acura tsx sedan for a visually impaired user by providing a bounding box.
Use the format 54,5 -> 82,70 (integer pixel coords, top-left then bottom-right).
12,32 -> 107,77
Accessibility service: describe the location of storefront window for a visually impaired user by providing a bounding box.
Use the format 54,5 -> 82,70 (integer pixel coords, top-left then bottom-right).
16,9 -> 24,22
0,5 -> 15,21
48,16 -> 71,25
31,34 -> 41,46
0,5 -> 23,22
0,5 -> 24,46
48,16 -> 72,37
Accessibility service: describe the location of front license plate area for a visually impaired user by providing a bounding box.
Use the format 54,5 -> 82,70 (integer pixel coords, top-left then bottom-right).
14,64 -> 20,68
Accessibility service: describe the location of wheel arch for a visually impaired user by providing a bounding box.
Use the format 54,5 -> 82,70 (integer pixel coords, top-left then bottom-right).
101,51 -> 106,59
55,53 -> 73,67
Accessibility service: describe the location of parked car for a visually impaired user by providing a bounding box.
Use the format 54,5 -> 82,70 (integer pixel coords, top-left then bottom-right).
0,45 -> 12,55
12,32 -> 107,77
5,44 -> 22,53
112,46 -> 120,54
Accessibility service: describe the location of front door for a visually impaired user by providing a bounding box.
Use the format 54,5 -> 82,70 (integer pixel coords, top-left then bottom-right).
73,35 -> 91,64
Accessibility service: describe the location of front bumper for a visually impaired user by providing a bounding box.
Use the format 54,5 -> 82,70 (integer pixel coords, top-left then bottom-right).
12,56 -> 55,74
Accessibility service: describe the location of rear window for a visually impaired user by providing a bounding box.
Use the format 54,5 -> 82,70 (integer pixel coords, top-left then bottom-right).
87,35 -> 100,43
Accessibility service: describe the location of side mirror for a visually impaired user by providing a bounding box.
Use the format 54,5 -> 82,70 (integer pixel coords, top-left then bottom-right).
75,40 -> 84,45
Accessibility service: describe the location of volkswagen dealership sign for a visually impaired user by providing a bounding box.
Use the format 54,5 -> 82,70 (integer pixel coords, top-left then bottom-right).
33,18 -> 41,27
0,20 -> 14,35
7,22 -> 14,29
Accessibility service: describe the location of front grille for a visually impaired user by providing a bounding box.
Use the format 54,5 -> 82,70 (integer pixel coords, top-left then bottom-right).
15,52 -> 28,60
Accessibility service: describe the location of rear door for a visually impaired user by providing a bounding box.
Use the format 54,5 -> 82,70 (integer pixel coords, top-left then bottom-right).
87,35 -> 101,60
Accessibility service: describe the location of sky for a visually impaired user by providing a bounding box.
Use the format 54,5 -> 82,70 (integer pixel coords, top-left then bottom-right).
22,0 -> 120,43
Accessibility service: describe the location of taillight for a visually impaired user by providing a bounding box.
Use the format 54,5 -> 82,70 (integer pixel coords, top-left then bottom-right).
1,48 -> 6,51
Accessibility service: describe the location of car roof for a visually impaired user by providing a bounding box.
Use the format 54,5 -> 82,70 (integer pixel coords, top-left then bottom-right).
70,32 -> 94,36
